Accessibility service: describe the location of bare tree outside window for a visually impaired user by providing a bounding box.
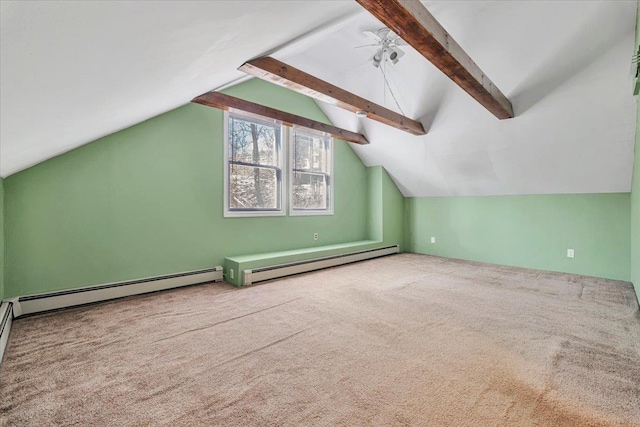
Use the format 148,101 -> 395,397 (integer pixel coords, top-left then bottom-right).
224,111 -> 333,217
228,114 -> 281,211
291,130 -> 331,211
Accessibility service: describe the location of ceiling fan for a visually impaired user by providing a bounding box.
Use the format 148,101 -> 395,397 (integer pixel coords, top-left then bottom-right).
353,28 -> 408,115
356,28 -> 406,68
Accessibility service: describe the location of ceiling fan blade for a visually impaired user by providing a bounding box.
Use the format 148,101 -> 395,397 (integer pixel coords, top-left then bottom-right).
354,44 -> 378,49
363,30 -> 382,42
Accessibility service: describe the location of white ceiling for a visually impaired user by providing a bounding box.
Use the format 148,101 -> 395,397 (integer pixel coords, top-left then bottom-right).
1,1 -> 637,197
0,0 -> 360,177
285,1 -> 638,196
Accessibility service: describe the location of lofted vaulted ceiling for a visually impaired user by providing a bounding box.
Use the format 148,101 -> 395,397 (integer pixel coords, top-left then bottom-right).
0,0 -> 360,176
1,1 -> 637,197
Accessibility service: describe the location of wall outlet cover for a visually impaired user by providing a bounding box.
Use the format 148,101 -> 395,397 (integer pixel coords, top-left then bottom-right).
567,249 -> 575,258
431,237 -> 436,244
313,233 -> 319,240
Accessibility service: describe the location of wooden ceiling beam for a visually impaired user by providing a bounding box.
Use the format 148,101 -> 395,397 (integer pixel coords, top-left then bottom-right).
239,57 -> 426,136
192,92 -> 369,145
355,0 -> 514,120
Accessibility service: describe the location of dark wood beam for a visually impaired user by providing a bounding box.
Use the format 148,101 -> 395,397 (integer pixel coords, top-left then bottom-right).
192,92 -> 369,145
355,0 -> 514,120
239,57 -> 426,136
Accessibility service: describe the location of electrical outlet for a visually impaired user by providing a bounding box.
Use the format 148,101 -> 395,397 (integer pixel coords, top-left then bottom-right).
230,269 -> 234,279
431,236 -> 436,244
567,249 -> 574,258
313,232 -> 319,241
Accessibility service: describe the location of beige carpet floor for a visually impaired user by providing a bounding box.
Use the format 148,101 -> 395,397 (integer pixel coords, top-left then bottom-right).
1,253 -> 639,426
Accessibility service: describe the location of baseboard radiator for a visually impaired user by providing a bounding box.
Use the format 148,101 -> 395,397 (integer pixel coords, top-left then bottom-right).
243,245 -> 399,286
0,301 -> 13,363
8,267 -> 223,319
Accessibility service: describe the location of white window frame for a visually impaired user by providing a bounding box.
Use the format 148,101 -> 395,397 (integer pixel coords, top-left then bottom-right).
288,126 -> 334,216
223,110 -> 286,218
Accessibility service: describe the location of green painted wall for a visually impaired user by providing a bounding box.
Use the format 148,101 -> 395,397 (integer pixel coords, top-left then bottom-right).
3,79 -> 372,297
631,93 -> 640,294
405,194 -> 631,281
632,108 -> 640,294
0,178 -> 4,301
631,2 -> 640,296
366,167 -> 383,242
3,69 -> 631,297
380,167 -> 404,249
366,166 -> 404,250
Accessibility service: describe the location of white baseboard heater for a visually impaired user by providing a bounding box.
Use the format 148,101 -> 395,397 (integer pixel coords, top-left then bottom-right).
243,245 -> 399,286
8,267 -> 223,318
0,301 -> 13,363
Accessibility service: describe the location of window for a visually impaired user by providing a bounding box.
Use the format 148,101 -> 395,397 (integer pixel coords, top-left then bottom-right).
290,128 -> 333,215
224,111 -> 333,217
224,112 -> 284,216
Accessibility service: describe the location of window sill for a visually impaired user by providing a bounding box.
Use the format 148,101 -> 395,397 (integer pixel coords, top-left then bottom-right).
224,210 -> 286,218
289,209 -> 334,217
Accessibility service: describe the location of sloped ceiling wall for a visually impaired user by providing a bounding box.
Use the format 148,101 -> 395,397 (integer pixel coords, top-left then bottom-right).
0,0 -> 360,176
285,1 -> 638,196
1,1 -> 637,197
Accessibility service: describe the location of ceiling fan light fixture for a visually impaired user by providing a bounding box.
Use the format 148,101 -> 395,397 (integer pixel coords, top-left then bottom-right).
388,47 -> 405,65
371,48 -> 384,68
362,28 -> 406,68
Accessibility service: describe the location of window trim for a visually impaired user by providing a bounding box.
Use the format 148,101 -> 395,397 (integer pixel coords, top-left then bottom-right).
223,111 -> 286,218
288,126 -> 334,217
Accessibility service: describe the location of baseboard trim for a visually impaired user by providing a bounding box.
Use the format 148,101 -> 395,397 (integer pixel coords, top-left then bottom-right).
10,267 -> 223,318
0,301 -> 13,364
632,283 -> 640,313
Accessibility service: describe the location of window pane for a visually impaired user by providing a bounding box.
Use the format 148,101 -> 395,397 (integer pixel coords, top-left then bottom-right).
229,116 -> 279,166
229,164 -> 279,210
293,131 -> 327,172
292,172 -> 328,210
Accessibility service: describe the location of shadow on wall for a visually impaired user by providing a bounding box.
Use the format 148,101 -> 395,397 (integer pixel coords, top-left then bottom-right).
367,166 -> 405,250
509,3 -> 632,115
416,83 -> 450,134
